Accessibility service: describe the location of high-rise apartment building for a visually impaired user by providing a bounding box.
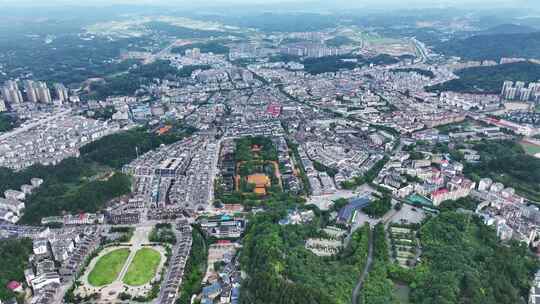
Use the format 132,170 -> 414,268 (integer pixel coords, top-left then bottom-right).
35,82 -> 52,103
0,99 -> 7,112
501,80 -> 540,102
54,83 -> 69,103
1,80 -> 23,104
502,81 -> 513,95
24,80 -> 39,103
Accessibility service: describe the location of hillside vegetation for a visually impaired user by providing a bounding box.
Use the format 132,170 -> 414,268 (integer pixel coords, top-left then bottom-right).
408,212 -> 538,304
436,31 -> 540,61
427,62 -> 540,94
0,238 -> 32,301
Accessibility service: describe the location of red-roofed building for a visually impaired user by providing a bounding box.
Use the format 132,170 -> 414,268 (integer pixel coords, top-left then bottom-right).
432,188 -> 448,196
431,188 -> 451,206
266,103 -> 281,117
6,281 -> 22,292
222,204 -> 244,214
431,177 -> 475,206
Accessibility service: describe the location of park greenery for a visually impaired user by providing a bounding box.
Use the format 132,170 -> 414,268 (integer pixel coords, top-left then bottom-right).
268,53 -> 303,63
367,54 -> 400,66
88,248 -> 130,287
400,212 -> 539,304
303,55 -> 358,74
81,124 -> 196,169
237,160 -> 281,194
0,157 -> 97,194
123,248 -> 162,286
233,136 -> 282,194
362,193 -> 392,218
240,204 -> 370,304
20,170 -> 131,224
325,36 -> 355,47
0,114 -> 17,132
0,156 -> 132,224
427,62 -> 540,94
177,64 -> 212,77
0,238 -> 32,301
463,140 -> 540,201
408,150 -> 425,161
312,160 -> 339,177
286,139 -> 311,195
87,105 -> 117,121
108,226 -> 135,243
302,54 -> 399,75
434,119 -> 477,135
235,136 -> 278,162
216,182 -> 306,210
176,227 -> 208,304
171,42 -> 230,55
149,223 -> 177,244
238,161 -> 277,179
360,223 -> 394,304
341,156 -> 389,190
130,247 -> 170,302
439,197 -> 480,212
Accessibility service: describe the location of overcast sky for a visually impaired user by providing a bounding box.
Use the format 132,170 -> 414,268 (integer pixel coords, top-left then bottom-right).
0,0 -> 538,9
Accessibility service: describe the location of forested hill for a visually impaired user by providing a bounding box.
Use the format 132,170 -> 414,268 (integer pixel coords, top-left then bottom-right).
478,24 -> 539,35
436,31 -> 540,61
427,61 -> 540,94
407,212 -> 539,304
0,238 -> 32,301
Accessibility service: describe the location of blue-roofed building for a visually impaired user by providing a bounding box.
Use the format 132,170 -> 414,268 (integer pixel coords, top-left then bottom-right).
202,282 -> 222,300
130,104 -> 151,121
231,286 -> 240,304
337,196 -> 372,225
201,298 -> 213,304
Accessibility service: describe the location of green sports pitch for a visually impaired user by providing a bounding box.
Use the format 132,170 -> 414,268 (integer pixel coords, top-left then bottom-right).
521,142 -> 540,156
123,247 -> 162,286
88,248 -> 130,287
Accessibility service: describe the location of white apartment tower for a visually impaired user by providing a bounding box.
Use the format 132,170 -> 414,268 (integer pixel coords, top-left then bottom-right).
54,83 -> 69,103
1,80 -> 23,104
24,80 -> 39,103
36,82 -> 52,103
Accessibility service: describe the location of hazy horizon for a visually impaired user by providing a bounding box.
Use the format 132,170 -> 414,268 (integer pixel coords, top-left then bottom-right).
0,0 -> 539,10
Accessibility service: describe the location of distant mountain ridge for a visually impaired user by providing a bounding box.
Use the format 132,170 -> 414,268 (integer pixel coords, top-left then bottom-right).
478,23 -> 539,35
436,30 -> 540,61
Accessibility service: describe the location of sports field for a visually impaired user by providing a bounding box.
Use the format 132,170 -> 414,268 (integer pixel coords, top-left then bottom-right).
521,142 -> 540,157
88,248 -> 130,287
123,248 -> 161,286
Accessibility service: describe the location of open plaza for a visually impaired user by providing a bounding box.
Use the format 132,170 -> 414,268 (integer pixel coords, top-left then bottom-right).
75,226 -> 168,303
